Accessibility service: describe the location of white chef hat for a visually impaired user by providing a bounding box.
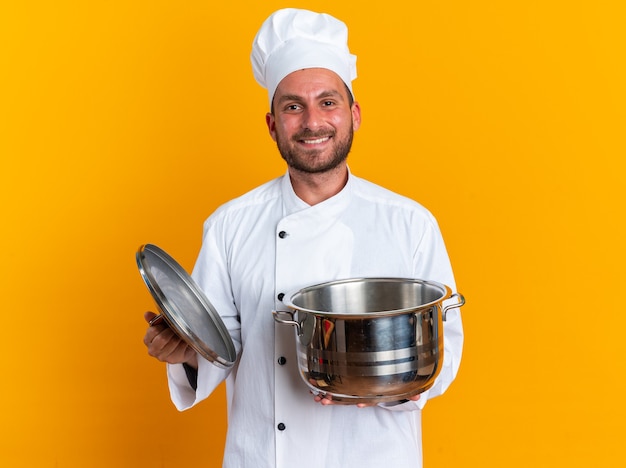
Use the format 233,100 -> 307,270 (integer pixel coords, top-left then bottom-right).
251,8 -> 357,108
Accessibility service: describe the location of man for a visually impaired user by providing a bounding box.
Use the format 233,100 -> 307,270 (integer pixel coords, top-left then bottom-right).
143,8 -> 463,468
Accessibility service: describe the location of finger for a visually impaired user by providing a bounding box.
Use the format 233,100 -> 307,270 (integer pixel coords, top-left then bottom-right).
311,391 -> 333,405
144,311 -> 169,329
159,340 -> 193,364
146,327 -> 180,359
144,311 -> 158,323
143,321 -> 171,347
152,329 -> 180,357
155,332 -> 193,364
320,394 -> 334,406
169,338 -> 192,360
182,345 -> 197,363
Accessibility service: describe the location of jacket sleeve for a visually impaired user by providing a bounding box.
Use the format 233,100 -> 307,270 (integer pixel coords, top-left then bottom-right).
166,212 -> 242,411
381,214 -> 464,412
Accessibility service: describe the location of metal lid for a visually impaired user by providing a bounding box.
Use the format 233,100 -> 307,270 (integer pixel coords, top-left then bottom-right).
136,243 -> 236,369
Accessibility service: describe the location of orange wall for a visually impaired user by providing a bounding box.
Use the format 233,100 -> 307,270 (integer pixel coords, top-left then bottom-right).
1,1 -> 624,467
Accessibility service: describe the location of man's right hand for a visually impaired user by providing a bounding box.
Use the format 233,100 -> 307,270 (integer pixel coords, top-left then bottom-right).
143,311 -> 198,369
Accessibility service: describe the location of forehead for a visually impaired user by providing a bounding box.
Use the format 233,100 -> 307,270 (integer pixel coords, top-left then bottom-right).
274,68 -> 349,101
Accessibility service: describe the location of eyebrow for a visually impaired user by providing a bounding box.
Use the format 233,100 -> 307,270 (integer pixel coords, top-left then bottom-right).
276,89 -> 344,104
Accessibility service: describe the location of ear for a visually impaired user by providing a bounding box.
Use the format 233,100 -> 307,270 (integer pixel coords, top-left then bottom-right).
351,102 -> 362,131
266,112 -> 277,141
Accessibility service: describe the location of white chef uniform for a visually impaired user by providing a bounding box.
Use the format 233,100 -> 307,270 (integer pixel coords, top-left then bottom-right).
166,171 -> 464,468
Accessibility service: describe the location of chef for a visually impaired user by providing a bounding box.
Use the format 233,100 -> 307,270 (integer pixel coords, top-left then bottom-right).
143,8 -> 464,468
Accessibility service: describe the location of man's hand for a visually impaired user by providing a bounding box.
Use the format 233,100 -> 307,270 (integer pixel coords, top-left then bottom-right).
313,391 -> 420,408
143,311 -> 198,368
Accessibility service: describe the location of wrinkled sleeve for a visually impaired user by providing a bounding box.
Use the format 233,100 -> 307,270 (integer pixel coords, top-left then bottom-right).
382,214 -> 464,412
166,212 -> 242,411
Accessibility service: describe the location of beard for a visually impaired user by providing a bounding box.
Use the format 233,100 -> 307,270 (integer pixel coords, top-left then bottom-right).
275,127 -> 354,174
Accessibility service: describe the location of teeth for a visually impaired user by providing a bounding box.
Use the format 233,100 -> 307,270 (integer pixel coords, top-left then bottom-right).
303,137 -> 329,144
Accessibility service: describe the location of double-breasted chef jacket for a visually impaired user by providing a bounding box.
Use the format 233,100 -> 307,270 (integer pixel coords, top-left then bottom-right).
167,171 -> 464,468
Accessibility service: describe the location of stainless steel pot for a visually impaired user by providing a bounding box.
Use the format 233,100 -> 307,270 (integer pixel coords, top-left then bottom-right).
273,278 -> 464,405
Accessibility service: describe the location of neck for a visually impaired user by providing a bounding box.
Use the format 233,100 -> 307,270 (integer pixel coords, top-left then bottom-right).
288,164 -> 349,206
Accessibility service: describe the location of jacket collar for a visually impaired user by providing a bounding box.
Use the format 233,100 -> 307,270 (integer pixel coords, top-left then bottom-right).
280,169 -> 353,217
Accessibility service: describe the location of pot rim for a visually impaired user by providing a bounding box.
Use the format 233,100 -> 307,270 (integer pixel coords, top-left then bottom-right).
282,277 -> 453,318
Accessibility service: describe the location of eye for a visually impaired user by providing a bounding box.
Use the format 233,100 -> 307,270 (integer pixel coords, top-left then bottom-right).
322,100 -> 335,107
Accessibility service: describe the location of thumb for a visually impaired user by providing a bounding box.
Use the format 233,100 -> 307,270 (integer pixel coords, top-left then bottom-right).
144,311 -> 158,324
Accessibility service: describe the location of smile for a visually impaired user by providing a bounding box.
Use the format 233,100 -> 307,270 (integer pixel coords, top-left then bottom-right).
301,136 -> 330,144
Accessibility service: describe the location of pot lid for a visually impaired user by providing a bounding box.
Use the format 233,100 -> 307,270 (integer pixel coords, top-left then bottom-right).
136,243 -> 236,369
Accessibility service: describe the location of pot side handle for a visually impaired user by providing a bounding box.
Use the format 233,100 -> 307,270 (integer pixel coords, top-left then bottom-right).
442,293 -> 465,321
272,310 -> 302,335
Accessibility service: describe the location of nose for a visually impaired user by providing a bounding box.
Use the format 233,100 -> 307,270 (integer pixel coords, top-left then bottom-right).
302,107 -> 323,130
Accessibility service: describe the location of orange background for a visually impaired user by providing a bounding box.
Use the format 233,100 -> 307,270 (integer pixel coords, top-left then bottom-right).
1,1 -> 624,466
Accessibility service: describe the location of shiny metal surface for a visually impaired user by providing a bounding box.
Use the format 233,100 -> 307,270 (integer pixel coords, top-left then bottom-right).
277,278 -> 465,404
136,244 -> 236,369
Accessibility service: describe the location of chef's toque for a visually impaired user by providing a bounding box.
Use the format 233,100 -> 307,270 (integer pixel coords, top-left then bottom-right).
251,8 -> 357,108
